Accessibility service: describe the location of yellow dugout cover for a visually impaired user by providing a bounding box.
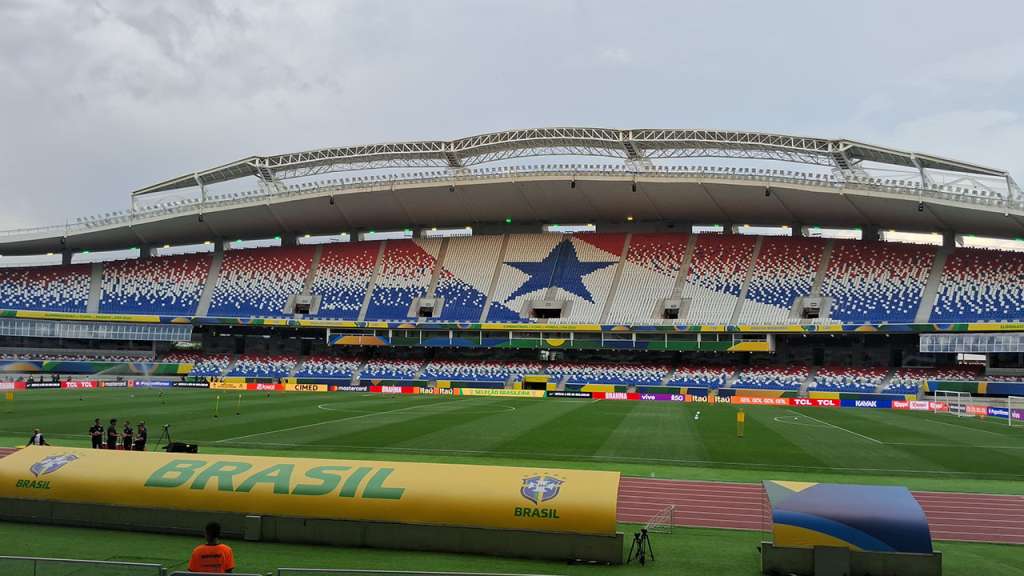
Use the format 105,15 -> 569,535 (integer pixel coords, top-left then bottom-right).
0,447 -> 619,535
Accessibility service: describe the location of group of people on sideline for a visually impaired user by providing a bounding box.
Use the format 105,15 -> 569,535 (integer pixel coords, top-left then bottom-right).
89,418 -> 148,451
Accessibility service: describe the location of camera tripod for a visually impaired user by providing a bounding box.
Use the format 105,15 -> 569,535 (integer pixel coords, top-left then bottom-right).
627,528 -> 654,565
153,424 -> 172,451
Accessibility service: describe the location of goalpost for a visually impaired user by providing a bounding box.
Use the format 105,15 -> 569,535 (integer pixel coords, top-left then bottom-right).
1009,396 -> 1024,428
934,390 -> 972,417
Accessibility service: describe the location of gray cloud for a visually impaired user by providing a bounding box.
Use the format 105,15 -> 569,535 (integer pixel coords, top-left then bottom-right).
1,0 -> 1022,231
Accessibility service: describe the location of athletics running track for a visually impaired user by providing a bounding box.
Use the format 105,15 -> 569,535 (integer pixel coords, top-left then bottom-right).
0,449 -> 1019,545
617,476 -> 1024,545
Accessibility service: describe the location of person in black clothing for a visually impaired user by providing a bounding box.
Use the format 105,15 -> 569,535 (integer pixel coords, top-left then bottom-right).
134,421 -> 148,452
122,421 -> 134,451
106,419 -> 119,450
89,418 -> 104,449
26,428 -> 49,446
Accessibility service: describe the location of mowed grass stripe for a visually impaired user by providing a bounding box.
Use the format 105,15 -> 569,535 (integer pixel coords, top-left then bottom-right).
489,397 -> 637,458
596,402 -> 709,463
700,406 -> 834,471
782,407 -> 1024,477
391,398 -> 595,454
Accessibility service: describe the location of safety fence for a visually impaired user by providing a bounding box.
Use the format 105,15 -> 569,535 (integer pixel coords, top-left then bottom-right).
0,555 -> 164,576
0,557 -> 556,576
275,571 -> 558,576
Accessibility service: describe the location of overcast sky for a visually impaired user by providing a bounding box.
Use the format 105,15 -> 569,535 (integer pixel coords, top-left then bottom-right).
1,0 -> 1022,231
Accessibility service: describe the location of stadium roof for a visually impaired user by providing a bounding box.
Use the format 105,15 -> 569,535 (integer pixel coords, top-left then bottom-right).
132,127 -> 1014,196
0,128 -> 1022,257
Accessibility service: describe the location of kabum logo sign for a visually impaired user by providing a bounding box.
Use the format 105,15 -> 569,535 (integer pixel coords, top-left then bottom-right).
515,474 -> 564,519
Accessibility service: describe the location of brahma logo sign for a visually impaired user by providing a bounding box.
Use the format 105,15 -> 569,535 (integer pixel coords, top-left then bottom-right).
603,392 -> 629,400
382,386 -> 404,394
254,384 -> 278,391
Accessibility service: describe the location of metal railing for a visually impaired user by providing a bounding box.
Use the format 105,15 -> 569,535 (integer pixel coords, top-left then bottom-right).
168,565 -> 266,569
276,571 -> 560,576
0,555 -> 164,576
0,164 -> 1019,241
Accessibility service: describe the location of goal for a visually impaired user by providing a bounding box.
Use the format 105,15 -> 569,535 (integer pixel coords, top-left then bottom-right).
934,390 -> 972,417
1009,396 -> 1024,428
645,504 -> 676,534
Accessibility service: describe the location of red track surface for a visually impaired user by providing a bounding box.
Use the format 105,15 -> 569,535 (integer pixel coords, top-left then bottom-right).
617,476 -> 1024,545
1,450 -> 1018,544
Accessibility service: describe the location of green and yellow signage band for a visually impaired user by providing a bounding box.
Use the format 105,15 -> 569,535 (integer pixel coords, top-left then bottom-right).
0,447 -> 618,535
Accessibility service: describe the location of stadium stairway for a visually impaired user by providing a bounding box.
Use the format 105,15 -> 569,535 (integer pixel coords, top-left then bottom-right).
915,245 -> 952,323
799,368 -> 817,396
874,368 -> 897,394
196,251 -> 224,317
356,242 -> 387,321
728,235 -> 763,324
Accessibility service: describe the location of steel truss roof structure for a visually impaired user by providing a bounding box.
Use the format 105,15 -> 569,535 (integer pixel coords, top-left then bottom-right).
132,127 -> 1018,197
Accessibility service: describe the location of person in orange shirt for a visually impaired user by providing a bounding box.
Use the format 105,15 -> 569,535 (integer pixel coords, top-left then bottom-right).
188,522 -> 235,573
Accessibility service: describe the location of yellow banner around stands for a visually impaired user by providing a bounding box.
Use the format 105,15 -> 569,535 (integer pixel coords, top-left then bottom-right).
208,380 -> 246,390
458,388 -> 546,398
0,447 -> 618,535
282,383 -> 329,392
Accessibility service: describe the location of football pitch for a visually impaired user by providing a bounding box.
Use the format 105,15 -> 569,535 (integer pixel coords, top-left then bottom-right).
1,388 -> 1022,491
1,388 -> 1023,575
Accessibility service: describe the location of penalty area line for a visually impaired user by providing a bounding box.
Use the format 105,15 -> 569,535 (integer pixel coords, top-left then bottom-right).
786,410 -> 883,444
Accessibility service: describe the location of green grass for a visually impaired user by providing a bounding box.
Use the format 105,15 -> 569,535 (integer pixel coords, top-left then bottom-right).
1,388 -> 1022,574
2,388 -> 1022,493
1,521 -> 1022,576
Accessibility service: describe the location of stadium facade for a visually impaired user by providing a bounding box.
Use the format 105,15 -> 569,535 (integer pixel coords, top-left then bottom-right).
1,127 -> 1023,397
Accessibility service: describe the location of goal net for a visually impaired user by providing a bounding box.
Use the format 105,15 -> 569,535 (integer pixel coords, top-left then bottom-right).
645,504 -> 676,534
934,390 -> 972,417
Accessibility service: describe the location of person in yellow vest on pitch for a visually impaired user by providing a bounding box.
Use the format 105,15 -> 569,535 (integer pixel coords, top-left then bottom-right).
736,408 -> 745,438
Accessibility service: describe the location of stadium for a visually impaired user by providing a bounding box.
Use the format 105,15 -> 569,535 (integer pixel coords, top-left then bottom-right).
1,127 -> 1023,575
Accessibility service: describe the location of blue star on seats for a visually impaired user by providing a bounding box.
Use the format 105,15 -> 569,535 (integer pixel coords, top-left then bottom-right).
505,239 -> 617,304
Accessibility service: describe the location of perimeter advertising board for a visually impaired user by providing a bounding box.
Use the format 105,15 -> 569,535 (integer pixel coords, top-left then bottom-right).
0,447 -> 618,536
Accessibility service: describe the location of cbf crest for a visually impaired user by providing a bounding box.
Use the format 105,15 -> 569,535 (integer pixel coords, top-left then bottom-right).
30,453 -> 79,477
520,474 -> 564,505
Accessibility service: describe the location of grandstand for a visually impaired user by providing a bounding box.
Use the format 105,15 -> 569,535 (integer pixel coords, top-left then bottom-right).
0,127 -> 1019,402
2,126 -> 1024,574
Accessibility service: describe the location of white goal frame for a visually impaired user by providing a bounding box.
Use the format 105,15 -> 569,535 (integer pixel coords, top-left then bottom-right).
1010,396 -> 1024,428
934,390 -> 972,417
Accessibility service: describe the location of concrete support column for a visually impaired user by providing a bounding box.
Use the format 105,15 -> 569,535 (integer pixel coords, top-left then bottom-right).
139,244 -> 155,259
281,232 -> 298,247
942,231 -> 956,248
791,223 -> 804,238
862,224 -> 880,242
61,250 -> 73,266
